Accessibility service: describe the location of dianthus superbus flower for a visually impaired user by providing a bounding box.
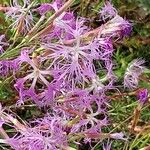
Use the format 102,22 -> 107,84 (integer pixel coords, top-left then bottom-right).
6,116 -> 67,150
42,18 -> 116,89
6,0 -> 35,34
37,0 -> 75,40
99,1 -> 117,20
56,89 -> 108,134
99,1 -> 132,39
14,50 -> 59,106
124,59 -> 145,89
42,19 -> 98,88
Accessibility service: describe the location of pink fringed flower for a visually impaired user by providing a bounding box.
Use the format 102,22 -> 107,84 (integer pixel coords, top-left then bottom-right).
99,1 -> 117,20
6,116 -> 67,150
6,0 -> 35,34
42,19 -> 114,89
57,89 -> 108,134
37,0 -> 75,40
14,50 -> 59,106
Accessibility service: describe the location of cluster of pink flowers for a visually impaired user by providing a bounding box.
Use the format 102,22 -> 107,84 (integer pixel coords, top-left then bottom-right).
0,0 -> 147,149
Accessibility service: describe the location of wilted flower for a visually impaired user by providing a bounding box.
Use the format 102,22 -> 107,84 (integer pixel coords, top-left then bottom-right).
36,3 -> 52,15
0,34 -> 9,53
99,15 -> 132,39
137,88 -> 149,105
36,0 -> 63,15
110,132 -> 127,140
124,59 -> 145,89
0,58 -> 20,76
0,60 -> 10,76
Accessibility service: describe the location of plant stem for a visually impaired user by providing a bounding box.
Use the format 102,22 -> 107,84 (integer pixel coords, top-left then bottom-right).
0,127 -> 9,139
